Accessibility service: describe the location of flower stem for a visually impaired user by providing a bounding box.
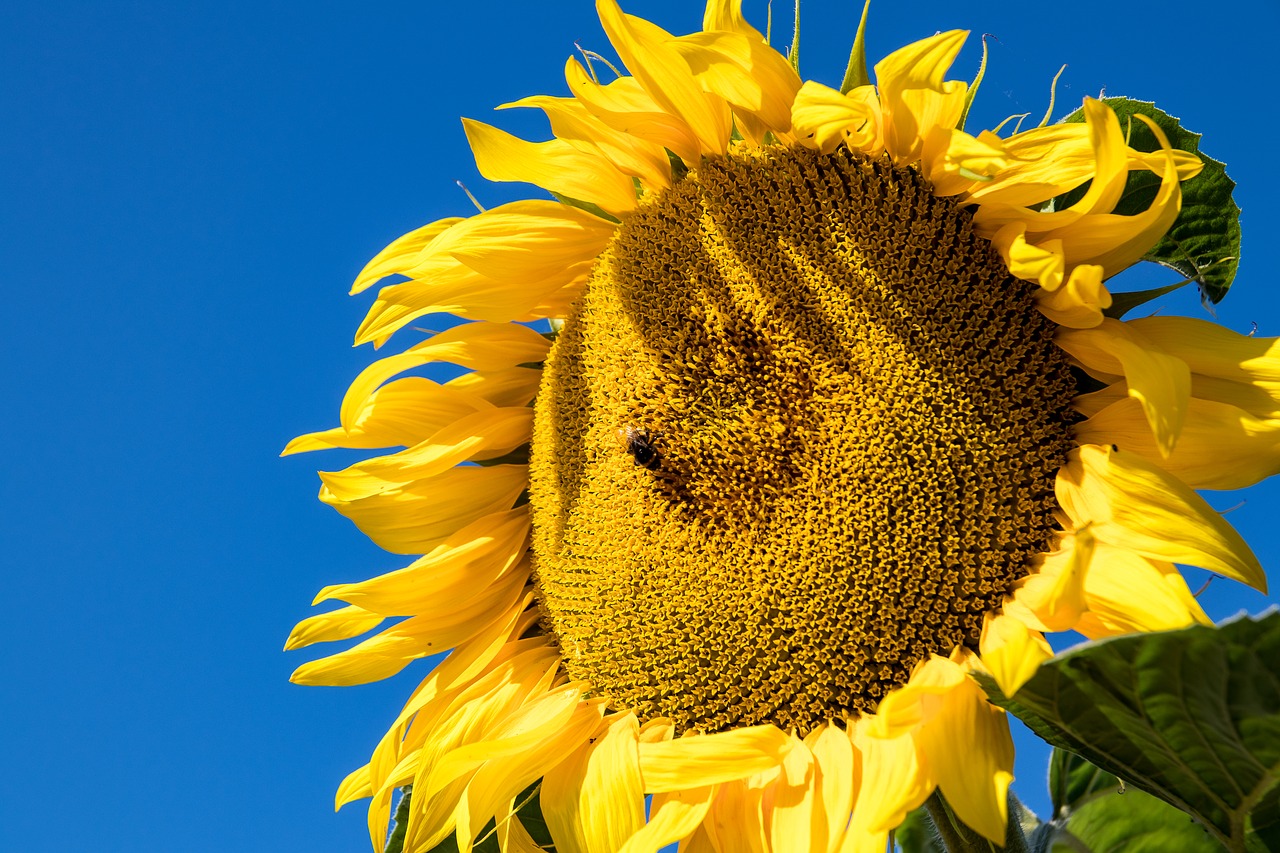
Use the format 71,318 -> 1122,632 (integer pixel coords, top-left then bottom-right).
922,789 -> 1031,853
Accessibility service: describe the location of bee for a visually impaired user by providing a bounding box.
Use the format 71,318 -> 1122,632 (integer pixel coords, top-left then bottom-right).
619,426 -> 661,471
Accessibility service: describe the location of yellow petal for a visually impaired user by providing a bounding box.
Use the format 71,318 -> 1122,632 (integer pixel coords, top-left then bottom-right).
319,408 -> 532,500
1011,528 -> 1094,633
335,763 -> 373,810
1056,318 -> 1190,456
289,571 -> 526,686
639,724 -> 796,792
805,724 -> 858,853
850,720 -> 932,833
617,785 -> 717,853
1049,115 -> 1184,274
679,825 -> 718,853
442,200 -> 617,282
673,30 -> 801,136
1035,263 -> 1111,330
914,680 -> 1013,844
970,120 -> 1199,209
1078,395 -> 1280,491
702,0 -> 765,41
351,217 -> 463,295
284,604 -> 384,651
355,200 -> 614,340
564,60 -> 703,165
285,366 -> 542,457
315,509 -> 529,616
967,123 -> 1094,208
923,128 -> 1014,197
454,698 -> 606,853
873,30 -> 968,163
421,678 -> 580,805
791,81 -> 882,154
865,655 -> 967,738
835,823 -> 890,853
973,99 -> 1129,236
389,646 -> 560,850
497,800 -> 546,853
767,735 -> 817,853
500,94 -> 672,190
318,463 -> 528,555
341,322 -> 549,422
978,612 -> 1053,696
283,377 -> 490,456
1056,445 -> 1266,592
701,778 -> 767,853
542,714 -> 646,853
1078,542 -> 1212,639
596,0 -> 731,158
463,118 -> 638,215
1127,315 -> 1280,383
990,222 -> 1066,292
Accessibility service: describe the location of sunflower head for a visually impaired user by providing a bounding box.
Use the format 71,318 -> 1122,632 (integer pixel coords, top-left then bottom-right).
285,2 -> 1266,851
530,144 -> 1079,735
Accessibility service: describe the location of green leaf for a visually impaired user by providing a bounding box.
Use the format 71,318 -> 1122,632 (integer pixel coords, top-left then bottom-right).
1044,750 -> 1218,852
976,613 -> 1280,852
1049,747 -> 1116,817
385,787 -> 412,853
1055,97 -> 1241,304
1051,783 -> 1224,852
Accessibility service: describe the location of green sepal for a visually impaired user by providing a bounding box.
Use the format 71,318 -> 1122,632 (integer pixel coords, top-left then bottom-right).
665,148 -> 690,182
550,191 -> 621,224
1054,97 -> 1241,304
975,613 -> 1280,852
419,782 -> 556,852
786,0 -> 800,72
384,787 -> 412,853
474,444 -> 531,467
957,36 -> 989,133
1101,277 -> 1193,319
896,805 -> 946,852
839,0 -> 873,93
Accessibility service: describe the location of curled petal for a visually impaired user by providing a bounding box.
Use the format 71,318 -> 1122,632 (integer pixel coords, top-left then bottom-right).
1057,318 -> 1190,457
1035,263 -> 1111,329
979,612 -> 1053,696
791,81 -> 882,154
1056,445 -> 1266,592
913,680 -> 1014,844
1012,527 -> 1094,633
1078,395 -> 1280,490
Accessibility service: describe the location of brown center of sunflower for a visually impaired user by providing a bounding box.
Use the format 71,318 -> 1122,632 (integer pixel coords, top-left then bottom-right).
527,146 -> 1077,735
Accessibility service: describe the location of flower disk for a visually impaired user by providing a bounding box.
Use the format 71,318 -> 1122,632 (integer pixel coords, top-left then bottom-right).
530,146 -> 1080,735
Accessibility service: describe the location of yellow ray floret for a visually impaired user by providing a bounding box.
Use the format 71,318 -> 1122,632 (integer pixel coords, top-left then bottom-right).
463,120 -> 639,217
1056,445 -> 1266,591
595,0 -> 732,159
499,94 -> 673,190
354,201 -> 616,343
541,714 -> 646,853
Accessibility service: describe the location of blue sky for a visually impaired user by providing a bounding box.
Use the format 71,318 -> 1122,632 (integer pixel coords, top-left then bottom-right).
2,1 -> 1276,851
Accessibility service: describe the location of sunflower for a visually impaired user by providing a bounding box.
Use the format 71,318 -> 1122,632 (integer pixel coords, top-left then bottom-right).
284,2 -> 1271,850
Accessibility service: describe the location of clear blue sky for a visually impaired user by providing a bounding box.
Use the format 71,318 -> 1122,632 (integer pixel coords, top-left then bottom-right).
2,1 -> 1276,850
